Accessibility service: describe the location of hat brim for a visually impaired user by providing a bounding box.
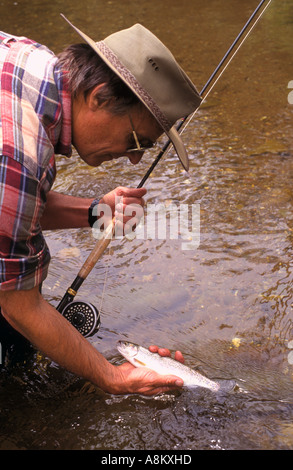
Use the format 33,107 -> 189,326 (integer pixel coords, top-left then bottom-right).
165,126 -> 189,171
61,14 -> 190,171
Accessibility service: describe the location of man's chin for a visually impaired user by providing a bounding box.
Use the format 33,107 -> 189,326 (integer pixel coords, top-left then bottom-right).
78,154 -> 112,167
79,152 -> 126,167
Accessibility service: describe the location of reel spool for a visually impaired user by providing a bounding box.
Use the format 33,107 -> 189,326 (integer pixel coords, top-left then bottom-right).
61,301 -> 100,337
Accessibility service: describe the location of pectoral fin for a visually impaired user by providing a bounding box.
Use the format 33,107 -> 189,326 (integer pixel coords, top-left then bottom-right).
134,358 -> 146,366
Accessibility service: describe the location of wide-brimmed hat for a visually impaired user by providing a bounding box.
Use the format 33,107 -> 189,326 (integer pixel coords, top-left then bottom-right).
61,14 -> 202,171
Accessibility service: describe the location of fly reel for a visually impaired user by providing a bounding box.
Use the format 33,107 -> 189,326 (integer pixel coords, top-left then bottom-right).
61,301 -> 100,337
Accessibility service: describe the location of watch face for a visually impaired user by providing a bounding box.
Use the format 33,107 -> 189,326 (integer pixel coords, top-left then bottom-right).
88,199 -> 99,227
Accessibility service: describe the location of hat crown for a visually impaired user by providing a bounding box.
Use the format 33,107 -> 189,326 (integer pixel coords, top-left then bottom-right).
101,24 -> 201,129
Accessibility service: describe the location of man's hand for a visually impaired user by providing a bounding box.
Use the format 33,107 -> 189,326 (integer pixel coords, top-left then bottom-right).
111,345 -> 185,396
95,186 -> 146,238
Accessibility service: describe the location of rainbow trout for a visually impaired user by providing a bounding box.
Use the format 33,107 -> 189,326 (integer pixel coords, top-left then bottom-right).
117,341 -> 234,392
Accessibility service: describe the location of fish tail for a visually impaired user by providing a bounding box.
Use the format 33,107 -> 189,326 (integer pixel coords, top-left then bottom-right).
215,379 -> 237,393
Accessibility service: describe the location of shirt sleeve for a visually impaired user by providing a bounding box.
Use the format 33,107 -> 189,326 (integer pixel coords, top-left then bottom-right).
0,155 -> 51,291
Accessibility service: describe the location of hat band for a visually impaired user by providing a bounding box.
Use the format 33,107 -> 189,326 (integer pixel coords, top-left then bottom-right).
96,41 -> 172,131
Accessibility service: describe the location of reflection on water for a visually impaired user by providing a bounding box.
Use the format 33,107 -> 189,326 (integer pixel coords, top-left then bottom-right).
0,0 -> 293,451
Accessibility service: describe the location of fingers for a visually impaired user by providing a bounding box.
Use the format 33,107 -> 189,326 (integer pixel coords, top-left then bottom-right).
94,186 -> 147,238
114,188 -> 146,218
174,350 -> 185,364
141,377 -> 184,396
118,362 -> 183,396
112,187 -> 147,214
149,345 -> 185,364
115,200 -> 144,224
149,345 -> 170,357
115,186 -> 147,199
100,187 -> 146,211
113,187 -> 146,237
138,370 -> 184,395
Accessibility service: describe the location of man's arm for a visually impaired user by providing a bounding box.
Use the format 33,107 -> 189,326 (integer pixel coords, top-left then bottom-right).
40,191 -> 93,229
40,187 -> 147,230
0,287 -> 183,395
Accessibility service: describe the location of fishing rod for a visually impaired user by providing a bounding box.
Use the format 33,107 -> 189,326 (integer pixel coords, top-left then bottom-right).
57,0 -> 272,337
138,0 -> 272,188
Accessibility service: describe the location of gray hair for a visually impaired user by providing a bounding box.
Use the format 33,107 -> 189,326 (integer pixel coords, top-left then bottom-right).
56,43 -> 141,114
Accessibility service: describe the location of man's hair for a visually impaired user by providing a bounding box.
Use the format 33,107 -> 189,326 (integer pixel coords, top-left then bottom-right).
57,43 -> 141,114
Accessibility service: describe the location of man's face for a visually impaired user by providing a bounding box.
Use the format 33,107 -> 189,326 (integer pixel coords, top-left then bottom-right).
71,88 -> 163,167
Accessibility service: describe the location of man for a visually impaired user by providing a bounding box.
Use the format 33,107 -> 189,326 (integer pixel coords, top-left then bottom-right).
0,16 -> 201,395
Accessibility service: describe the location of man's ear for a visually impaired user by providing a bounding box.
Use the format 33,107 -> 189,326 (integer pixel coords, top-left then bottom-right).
87,83 -> 110,111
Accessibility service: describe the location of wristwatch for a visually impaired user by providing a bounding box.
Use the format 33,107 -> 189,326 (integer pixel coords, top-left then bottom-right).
88,198 -> 99,227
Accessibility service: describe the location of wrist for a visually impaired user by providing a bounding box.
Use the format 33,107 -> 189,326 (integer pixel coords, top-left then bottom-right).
94,364 -> 120,395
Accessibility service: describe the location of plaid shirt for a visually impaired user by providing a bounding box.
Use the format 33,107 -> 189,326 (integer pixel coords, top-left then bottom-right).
0,31 -> 72,291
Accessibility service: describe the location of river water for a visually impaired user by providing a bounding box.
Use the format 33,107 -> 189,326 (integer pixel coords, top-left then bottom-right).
0,0 -> 293,451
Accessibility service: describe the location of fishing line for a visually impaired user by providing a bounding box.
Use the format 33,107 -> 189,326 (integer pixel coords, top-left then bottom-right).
180,0 -> 272,137
56,0 -> 272,337
99,256 -> 110,314
138,0 -> 272,187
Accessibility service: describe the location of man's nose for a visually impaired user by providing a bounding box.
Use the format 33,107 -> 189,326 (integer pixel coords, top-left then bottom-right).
127,151 -> 144,165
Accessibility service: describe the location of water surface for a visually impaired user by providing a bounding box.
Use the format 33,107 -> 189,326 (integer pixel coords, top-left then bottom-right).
0,0 -> 292,451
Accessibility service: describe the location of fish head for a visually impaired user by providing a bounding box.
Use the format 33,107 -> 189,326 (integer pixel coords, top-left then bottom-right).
117,341 -> 139,358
